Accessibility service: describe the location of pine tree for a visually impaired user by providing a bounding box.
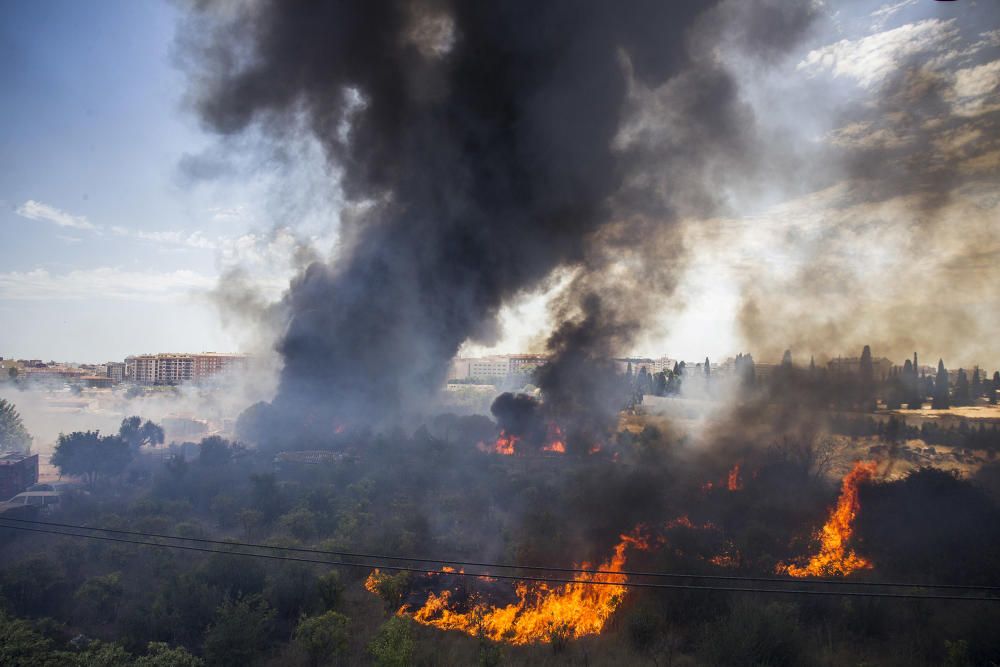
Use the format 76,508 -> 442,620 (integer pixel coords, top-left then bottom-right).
781,349 -> 792,367
991,371 -> 999,405
704,357 -> 711,378
932,359 -> 950,410
972,368 -> 982,398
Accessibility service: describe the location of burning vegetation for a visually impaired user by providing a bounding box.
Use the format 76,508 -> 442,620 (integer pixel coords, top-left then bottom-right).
372,529 -> 651,645
779,461 -> 878,578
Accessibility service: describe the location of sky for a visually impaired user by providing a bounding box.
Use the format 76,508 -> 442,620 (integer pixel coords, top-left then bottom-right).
1,0 -> 998,367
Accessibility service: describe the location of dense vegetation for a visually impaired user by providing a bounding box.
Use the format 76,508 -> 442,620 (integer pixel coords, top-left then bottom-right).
1,410 -> 999,665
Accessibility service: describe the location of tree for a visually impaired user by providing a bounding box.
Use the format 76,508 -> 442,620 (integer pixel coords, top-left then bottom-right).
198,436 -> 233,466
932,359 -> 950,410
972,368 -> 982,398
75,572 -> 124,623
316,571 -> 344,611
119,416 -> 164,451
0,399 -> 32,452
203,595 -> 275,667
954,369 -> 970,406
295,611 -> 350,667
51,431 -> 132,486
135,642 -> 204,667
992,372 -> 1000,405
859,345 -> 875,408
781,350 -> 792,367
368,616 -> 414,667
0,610 -> 57,665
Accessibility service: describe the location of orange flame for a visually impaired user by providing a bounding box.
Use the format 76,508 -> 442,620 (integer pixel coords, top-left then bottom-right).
727,464 -> 743,491
542,423 -> 566,454
481,430 -> 518,455
393,529 -> 650,645
779,461 -> 877,577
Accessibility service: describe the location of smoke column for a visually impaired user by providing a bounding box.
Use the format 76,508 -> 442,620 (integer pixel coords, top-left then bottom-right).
181,0 -> 815,442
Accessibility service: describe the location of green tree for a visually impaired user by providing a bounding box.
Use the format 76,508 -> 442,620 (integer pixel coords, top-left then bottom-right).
280,507 -> 318,541
75,572 -> 124,623
992,371 -> 1000,405
51,431 -> 132,486
75,640 -> 133,666
203,595 -> 275,667
295,611 -> 350,667
365,571 -> 410,609
135,642 -> 204,667
316,571 -> 343,611
0,610 -> 60,666
368,616 -> 414,667
118,416 -> 164,451
0,399 -> 32,452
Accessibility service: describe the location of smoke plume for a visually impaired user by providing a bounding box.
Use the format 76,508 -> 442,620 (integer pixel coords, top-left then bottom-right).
181,0 -> 817,441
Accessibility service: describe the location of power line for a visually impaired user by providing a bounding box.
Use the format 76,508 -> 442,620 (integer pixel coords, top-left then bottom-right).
1,520 -> 998,602
0,515 -> 995,592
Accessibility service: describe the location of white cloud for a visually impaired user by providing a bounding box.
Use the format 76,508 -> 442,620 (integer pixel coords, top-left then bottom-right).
15,200 -> 97,230
797,19 -> 959,89
0,267 -> 216,302
948,59 -> 1000,117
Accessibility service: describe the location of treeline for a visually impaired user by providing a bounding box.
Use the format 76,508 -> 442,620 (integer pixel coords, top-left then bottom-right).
830,415 -> 1000,452
625,346 -> 999,412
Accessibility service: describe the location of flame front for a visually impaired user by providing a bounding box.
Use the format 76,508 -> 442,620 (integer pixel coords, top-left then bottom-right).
779,461 -> 877,577
395,529 -> 649,644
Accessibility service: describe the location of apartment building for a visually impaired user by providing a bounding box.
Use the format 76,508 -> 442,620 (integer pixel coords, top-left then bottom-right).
125,352 -> 249,386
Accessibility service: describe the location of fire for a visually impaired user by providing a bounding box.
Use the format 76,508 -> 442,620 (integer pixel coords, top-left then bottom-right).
779,461 -> 878,578
727,463 -> 743,491
541,422 -> 566,453
481,430 -> 518,455
394,529 -> 651,645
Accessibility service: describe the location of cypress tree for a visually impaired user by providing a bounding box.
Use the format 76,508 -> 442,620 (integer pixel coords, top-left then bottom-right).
955,369 -> 970,406
933,359 -> 950,410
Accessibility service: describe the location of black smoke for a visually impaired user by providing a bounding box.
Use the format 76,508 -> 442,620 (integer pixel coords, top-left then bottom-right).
182,0 -> 816,444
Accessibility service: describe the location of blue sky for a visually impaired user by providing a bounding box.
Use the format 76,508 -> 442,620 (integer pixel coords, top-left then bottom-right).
1,1 -> 998,367
0,1 -> 313,361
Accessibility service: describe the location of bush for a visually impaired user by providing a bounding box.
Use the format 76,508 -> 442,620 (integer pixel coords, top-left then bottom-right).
294,610 -> 350,667
203,594 -> 275,667
368,616 -> 414,667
